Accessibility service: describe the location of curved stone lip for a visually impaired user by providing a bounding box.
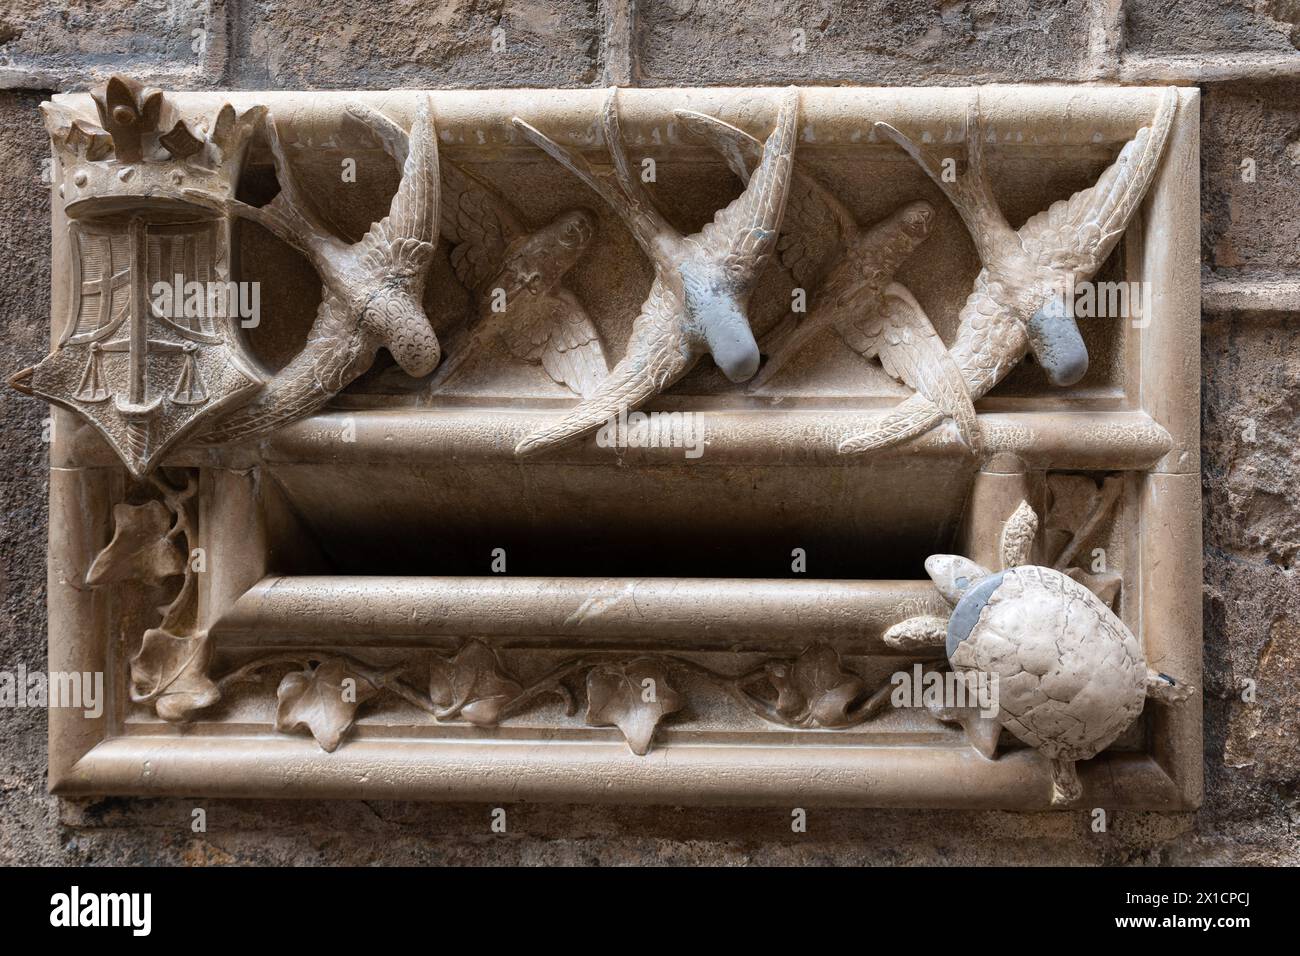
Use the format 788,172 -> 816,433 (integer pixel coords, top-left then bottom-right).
53,408 -> 1176,470
49,85 -> 1189,153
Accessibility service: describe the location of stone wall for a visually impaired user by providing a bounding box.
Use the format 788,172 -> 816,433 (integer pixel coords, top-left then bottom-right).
1,1 -> 1296,865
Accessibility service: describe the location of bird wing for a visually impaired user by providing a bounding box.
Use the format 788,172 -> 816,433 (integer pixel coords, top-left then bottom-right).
777,168 -> 858,292
673,107 -> 854,291
502,289 -> 608,398
350,96 -> 440,278
948,268 -> 1030,401
1018,87 -> 1178,283
840,266 -> 1027,455
838,283 -> 979,451
439,159 -> 529,291
515,277 -> 693,455
692,89 -> 800,289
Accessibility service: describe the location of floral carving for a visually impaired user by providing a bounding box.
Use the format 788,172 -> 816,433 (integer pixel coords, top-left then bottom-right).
1046,473 -> 1124,607
428,640 -> 523,726
131,628 -> 219,722
738,642 -> 889,729
85,469 -> 219,724
585,659 -> 684,755
195,638 -> 908,755
85,500 -> 186,588
275,660 -> 379,753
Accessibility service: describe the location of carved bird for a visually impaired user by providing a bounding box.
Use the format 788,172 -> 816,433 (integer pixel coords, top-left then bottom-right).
349,115 -> 606,397
187,97 -> 442,445
673,109 -> 979,450
509,87 -> 800,456
338,105 -> 606,397
838,88 -> 1178,455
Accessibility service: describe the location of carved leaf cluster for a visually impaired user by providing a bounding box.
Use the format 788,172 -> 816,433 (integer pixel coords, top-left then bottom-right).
1046,473 -> 1124,607
85,473 -> 222,724
129,627 -> 219,721
85,500 -> 185,589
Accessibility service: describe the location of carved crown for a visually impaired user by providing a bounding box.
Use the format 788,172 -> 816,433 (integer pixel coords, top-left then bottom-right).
44,75 -> 265,220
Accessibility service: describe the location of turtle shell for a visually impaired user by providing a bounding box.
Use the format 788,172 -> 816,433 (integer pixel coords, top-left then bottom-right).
948,565 -> 1146,762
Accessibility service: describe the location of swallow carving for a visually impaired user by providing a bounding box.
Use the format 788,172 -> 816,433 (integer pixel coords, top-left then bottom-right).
509,87 -> 800,456
430,151 -> 606,396
187,98 -> 441,445
674,110 -> 978,450
839,88 -> 1178,456
339,104 -> 606,396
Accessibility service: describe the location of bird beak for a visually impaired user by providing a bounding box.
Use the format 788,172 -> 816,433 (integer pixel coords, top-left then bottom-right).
1026,296 -> 1089,387
679,263 -> 761,382
703,306 -> 761,382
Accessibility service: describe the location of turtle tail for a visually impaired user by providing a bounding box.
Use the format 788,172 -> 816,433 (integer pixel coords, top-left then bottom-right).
1049,758 -> 1082,807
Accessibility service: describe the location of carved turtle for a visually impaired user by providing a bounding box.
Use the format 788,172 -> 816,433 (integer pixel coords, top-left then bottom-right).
923,504 -> 1190,806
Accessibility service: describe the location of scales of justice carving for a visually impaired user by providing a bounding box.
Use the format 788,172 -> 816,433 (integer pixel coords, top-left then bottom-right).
12,77 -> 1191,807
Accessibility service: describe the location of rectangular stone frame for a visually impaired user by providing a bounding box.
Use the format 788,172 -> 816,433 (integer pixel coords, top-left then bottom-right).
46,86 -> 1202,809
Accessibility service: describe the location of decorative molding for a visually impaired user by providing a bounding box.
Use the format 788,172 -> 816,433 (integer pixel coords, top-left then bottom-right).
17,82 -> 1203,810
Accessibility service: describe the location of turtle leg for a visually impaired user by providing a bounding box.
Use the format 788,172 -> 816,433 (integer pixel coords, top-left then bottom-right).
1049,758 -> 1082,807
1145,669 -> 1193,704
928,701 -> 1002,759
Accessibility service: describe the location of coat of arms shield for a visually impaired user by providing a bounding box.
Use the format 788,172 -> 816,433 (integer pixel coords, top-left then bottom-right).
17,216 -> 262,477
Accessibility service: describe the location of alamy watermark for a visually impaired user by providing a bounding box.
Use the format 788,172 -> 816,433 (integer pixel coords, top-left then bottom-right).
1054,276 -> 1152,327
50,886 -> 151,936
595,407 -> 706,459
150,275 -> 261,328
0,665 -> 103,718
889,663 -> 999,718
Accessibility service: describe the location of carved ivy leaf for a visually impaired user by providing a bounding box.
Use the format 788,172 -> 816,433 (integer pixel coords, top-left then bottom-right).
428,640 -> 522,726
762,642 -> 869,728
585,659 -> 683,755
1045,474 -> 1100,549
86,500 -> 186,589
275,659 -> 377,753
129,628 -> 220,722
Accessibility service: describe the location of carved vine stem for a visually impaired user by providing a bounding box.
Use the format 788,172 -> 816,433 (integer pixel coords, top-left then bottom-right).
149,469 -> 200,632
1052,474 -> 1123,571
211,641 -> 901,754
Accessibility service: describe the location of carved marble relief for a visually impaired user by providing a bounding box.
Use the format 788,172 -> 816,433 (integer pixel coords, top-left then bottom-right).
14,80 -> 1203,810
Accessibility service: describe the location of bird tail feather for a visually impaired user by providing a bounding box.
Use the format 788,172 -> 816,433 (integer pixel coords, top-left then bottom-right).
837,393 -> 945,455
514,355 -> 671,457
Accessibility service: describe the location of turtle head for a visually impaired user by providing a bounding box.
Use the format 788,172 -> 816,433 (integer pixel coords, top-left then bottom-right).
925,554 -> 992,606
926,554 -> 1004,659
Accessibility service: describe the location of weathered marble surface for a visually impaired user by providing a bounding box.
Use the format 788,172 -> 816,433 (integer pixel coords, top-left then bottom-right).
1,2 -> 1297,865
